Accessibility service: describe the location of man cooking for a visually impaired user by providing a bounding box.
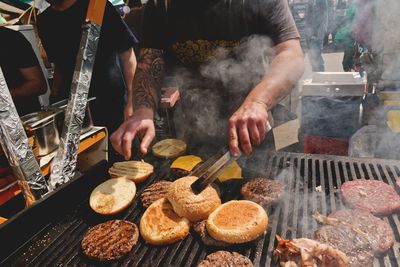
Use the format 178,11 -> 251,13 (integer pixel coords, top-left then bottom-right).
111,0 -> 305,162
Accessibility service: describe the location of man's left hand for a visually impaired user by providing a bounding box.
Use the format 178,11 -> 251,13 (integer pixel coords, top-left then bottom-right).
228,100 -> 269,156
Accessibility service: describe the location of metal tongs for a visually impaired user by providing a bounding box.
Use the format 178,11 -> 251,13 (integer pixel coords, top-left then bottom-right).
190,146 -> 241,193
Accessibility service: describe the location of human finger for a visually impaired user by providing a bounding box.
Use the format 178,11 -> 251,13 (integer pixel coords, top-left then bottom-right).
238,121 -> 252,155
228,117 -> 240,156
139,126 -> 155,155
248,119 -> 261,146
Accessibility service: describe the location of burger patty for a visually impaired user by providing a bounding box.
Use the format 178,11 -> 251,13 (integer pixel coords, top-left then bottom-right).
198,251 -> 253,267
314,224 -> 374,267
240,178 -> 285,208
341,179 -> 400,216
328,209 -> 395,254
140,180 -> 172,208
81,220 -> 138,261
171,163 -> 203,180
193,220 -> 230,247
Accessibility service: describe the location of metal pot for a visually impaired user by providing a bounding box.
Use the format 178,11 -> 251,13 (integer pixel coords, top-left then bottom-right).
45,97 -> 95,134
21,111 -> 61,156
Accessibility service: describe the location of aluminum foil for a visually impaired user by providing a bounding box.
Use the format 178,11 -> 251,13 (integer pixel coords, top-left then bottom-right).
49,22 -> 101,189
0,67 -> 49,205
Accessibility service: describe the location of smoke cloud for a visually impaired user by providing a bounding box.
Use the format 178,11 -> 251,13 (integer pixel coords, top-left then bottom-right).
170,35 -> 274,154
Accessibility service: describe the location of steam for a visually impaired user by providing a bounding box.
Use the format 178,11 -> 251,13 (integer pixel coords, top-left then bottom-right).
170,35 -> 274,152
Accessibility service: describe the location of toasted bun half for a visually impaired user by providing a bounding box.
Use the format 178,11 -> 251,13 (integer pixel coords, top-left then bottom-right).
206,200 -> 268,244
108,160 -> 153,183
89,177 -> 136,215
152,139 -> 187,159
140,198 -> 190,245
167,176 -> 221,222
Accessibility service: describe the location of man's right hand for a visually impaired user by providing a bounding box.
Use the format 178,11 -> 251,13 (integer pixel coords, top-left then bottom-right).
110,107 -> 155,160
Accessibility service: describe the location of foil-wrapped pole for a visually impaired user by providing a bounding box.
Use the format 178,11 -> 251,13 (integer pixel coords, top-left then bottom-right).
0,67 -> 50,206
49,1 -> 106,189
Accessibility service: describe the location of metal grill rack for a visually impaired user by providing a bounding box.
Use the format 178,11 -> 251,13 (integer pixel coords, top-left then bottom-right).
1,152 -> 400,267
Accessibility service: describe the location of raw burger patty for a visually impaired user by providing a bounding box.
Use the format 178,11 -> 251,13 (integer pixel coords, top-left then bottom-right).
198,251 -> 253,267
314,224 -> 374,267
329,209 -> 395,254
140,180 -> 172,208
341,179 -> 400,216
240,178 -> 285,208
81,220 -> 138,261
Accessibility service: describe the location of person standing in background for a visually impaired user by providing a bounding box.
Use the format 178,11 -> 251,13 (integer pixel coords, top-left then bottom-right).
334,0 -> 356,71
0,26 -> 47,116
305,0 -> 329,71
37,0 -> 138,161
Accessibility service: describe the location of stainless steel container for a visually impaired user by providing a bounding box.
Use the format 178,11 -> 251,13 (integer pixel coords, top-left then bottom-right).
21,111 -> 61,156
46,97 -> 95,134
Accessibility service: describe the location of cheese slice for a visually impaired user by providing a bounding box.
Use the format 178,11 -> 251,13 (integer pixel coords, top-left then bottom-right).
387,110 -> 400,133
0,217 -> 7,224
171,155 -> 203,172
217,161 -> 242,182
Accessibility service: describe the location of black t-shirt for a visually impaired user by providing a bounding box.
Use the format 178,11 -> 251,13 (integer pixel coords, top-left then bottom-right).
142,0 -> 299,69
142,0 -> 300,115
0,27 -> 42,116
37,0 -> 138,131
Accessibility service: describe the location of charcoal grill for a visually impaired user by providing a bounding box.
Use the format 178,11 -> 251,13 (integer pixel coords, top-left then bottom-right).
1,152 -> 400,267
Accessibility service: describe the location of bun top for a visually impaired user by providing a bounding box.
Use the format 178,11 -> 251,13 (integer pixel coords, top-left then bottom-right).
167,176 -> 221,222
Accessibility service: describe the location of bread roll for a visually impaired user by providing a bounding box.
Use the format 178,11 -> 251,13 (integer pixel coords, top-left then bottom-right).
206,200 -> 268,244
108,160 -> 153,183
152,139 -> 187,159
140,198 -> 190,245
89,177 -> 136,215
167,176 -> 221,222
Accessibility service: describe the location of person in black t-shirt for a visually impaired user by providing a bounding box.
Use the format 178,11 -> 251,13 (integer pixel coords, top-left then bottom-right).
0,27 -> 47,116
37,0 -> 138,135
111,0 -> 305,160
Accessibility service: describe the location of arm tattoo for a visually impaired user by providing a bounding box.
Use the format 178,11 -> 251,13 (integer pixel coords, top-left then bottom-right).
133,48 -> 165,111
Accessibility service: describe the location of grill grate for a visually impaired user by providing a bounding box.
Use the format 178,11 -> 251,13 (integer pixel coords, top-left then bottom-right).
2,152 -> 400,267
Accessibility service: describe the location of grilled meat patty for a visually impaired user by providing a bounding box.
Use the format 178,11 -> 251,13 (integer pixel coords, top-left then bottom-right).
171,163 -> 202,180
341,179 -> 400,216
240,178 -> 285,208
329,209 -> 395,254
81,220 -> 138,261
140,180 -> 172,208
193,220 -> 229,247
198,251 -> 253,267
314,224 -> 374,267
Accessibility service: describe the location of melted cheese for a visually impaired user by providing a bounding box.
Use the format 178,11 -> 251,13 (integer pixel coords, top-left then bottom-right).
171,155 -> 203,171
217,161 -> 242,182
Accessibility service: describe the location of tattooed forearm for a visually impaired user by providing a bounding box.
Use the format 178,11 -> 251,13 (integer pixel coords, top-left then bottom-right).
132,48 -> 165,111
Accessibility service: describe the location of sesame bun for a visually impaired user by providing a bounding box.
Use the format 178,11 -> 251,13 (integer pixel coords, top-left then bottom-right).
166,176 -> 221,222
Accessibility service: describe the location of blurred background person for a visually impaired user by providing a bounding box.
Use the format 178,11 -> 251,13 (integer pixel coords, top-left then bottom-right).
37,0 -> 138,162
334,0 -> 356,71
305,0 -> 329,71
0,26 -> 47,116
